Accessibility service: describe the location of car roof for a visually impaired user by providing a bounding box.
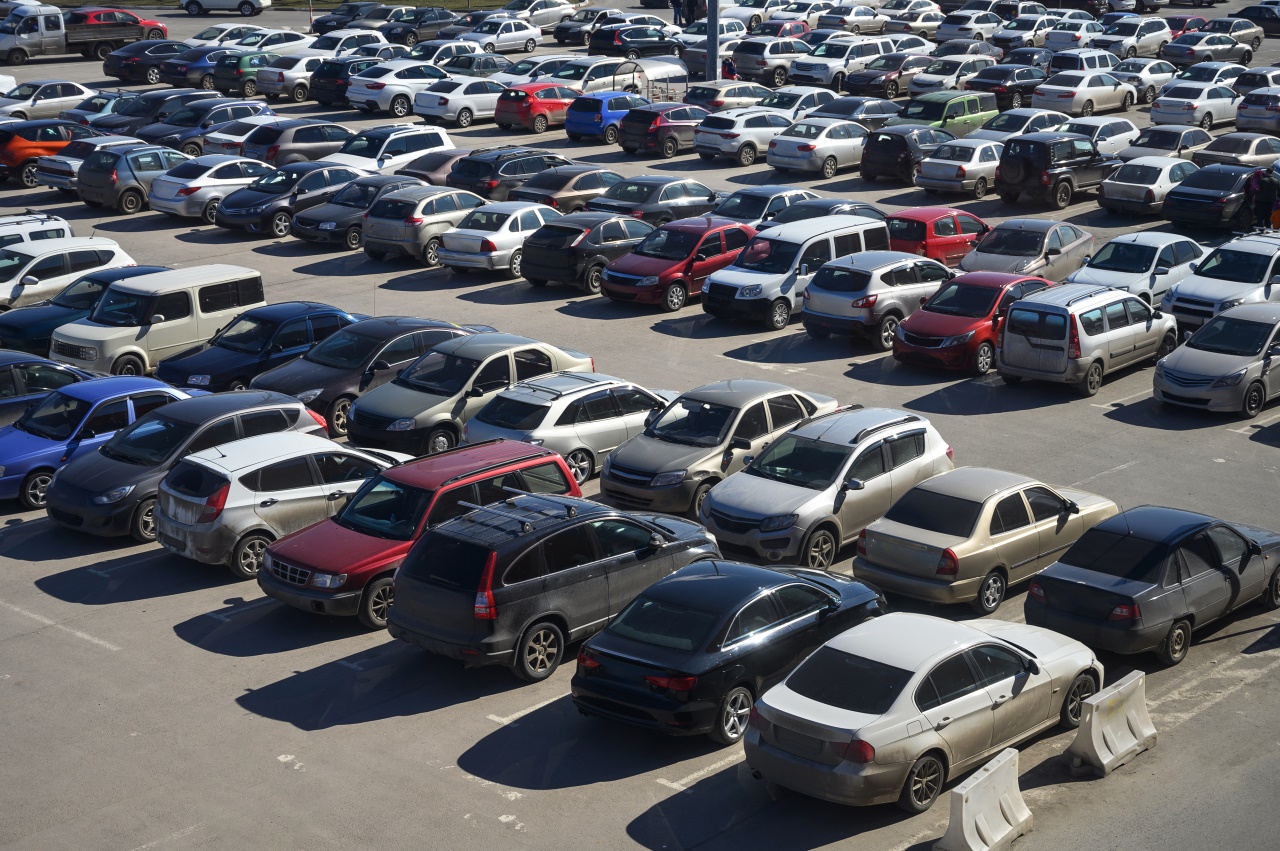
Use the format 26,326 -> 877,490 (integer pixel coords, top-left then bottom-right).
379,184 -> 460,202
754,214 -> 880,241
158,390 -> 296,424
2,236 -> 117,257
664,215 -> 742,233
434,331 -> 544,358
243,300 -> 342,320
343,315 -> 466,339
827,250 -> 926,272
915,466 -> 1033,499
385,438 -> 557,489
891,206 -> 968,222
186,431 -> 341,472
547,211 -> 625,228
1102,230 -> 1191,247
993,217 -> 1057,233
0,350 -> 57,367
951,271 -> 1041,289
642,560 -> 800,612
825,612 -> 985,670
790,406 -> 923,445
681,378 -> 799,406
498,371 -> 624,404
1091,505 -> 1216,543
437,492 -> 613,549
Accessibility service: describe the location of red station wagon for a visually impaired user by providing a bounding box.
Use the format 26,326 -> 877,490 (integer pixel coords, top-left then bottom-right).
601,216 -> 755,312
257,439 -> 581,629
494,82 -> 582,133
887,207 -> 991,268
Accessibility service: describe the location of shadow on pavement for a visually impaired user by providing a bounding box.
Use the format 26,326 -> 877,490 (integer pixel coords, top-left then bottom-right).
1101,396 -> 1224,432
34,548 -> 243,604
173,599 -> 370,657
722,331 -> 865,367
902,373 -> 1076,416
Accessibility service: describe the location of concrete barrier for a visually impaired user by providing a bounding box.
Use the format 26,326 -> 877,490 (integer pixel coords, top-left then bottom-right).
934,748 -> 1032,851
1066,670 -> 1157,778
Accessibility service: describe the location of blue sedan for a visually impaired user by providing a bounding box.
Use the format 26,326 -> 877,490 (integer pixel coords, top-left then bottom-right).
0,377 -> 188,509
565,90 -> 651,145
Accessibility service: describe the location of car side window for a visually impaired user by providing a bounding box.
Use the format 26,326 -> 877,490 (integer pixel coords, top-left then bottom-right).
798,239 -> 831,271
473,355 -> 512,392
258,456 -> 317,491
958,214 -> 986,235
850,442 -> 886,481
1104,300 -> 1130,330
600,220 -> 627,243
513,348 -> 552,381
933,216 -> 958,237
969,645 -> 1025,687
315,452 -> 381,483
917,654 -> 981,711
83,398 -> 130,435
131,393 -> 174,419
726,595 -> 780,642
767,394 -> 804,432
590,518 -> 653,559
1024,486 -> 1064,522
990,492 -> 1031,535
241,408 -> 289,438
542,524 -> 597,574
887,431 -> 924,468
1071,139 -> 1093,158
186,417 -> 238,454
1126,298 -> 1151,325
153,292 -> 191,322
1177,532 -> 1220,580
377,334 -> 419,365
520,460 -> 572,494
16,363 -> 76,393
1155,245 -> 1178,270
773,583 -> 829,619
621,218 -> 650,239
274,319 -> 310,351
732,402 -> 769,441
1079,307 -> 1104,336
1207,526 -> 1247,566
1045,228 -> 1064,253
297,171 -> 328,193
725,228 -> 751,252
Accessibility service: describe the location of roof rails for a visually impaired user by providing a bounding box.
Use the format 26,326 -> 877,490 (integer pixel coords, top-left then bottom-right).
797,402 -> 863,430
510,371 -> 607,401
435,440 -> 552,489
1064,285 -> 1111,307
852,414 -> 922,445
455,490 -> 585,535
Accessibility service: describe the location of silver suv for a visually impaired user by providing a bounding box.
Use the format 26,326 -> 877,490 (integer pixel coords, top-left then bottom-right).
801,251 -> 954,350
693,107 -> 793,167
463,372 -> 675,484
998,283 -> 1178,396
1153,304 -> 1280,418
699,406 -> 954,568
1091,16 -> 1172,59
361,185 -> 487,265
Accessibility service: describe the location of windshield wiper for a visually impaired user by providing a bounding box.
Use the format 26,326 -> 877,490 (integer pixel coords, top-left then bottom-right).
99,445 -> 146,464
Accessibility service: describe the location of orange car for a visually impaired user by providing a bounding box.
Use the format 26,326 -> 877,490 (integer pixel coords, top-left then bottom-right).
0,120 -> 99,189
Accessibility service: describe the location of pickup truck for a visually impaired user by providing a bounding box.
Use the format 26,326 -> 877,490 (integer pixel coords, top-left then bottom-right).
0,4 -> 159,65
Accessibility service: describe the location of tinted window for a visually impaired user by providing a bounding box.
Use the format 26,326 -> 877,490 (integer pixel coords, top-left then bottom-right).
733,402 -> 769,441
726,596 -> 778,642
315,452 -> 381,484
609,595 -> 719,652
258,456 -> 316,491
918,655 -> 980,710
767,395 -> 804,431
240,408 -> 288,437
970,645 -> 1025,687
542,525 -> 596,573
187,418 -> 238,454
1060,528 -> 1168,584
887,432 -> 924,469
1024,486 -> 1064,522
773,583 -> 829,618
522,461 -> 572,494
850,444 -> 885,481
401,532 -> 492,588
884,488 -> 983,537
591,518 -> 653,559
131,393 -> 173,419
786,647 -> 912,715
83,399 -> 130,435
990,493 -> 1031,534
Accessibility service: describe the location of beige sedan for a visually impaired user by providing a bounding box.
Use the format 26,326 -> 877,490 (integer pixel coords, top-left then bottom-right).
852,467 -> 1118,614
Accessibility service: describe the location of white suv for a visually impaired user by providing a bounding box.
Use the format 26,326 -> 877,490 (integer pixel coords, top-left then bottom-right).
0,237 -> 132,310
321,124 -> 453,173
1091,16 -> 1171,59
345,59 -> 448,117
694,107 -> 793,166
0,212 -> 71,248
1161,232 -> 1280,329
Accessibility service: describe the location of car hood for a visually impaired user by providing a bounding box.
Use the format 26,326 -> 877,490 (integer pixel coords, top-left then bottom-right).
609,434 -> 713,475
706,470 -> 824,518
706,266 -> 778,287
53,319 -> 137,344
322,152 -> 379,170
1065,265 -> 1147,289
900,308 -> 984,336
0,425 -> 62,465
357,379 -> 453,419
958,252 -> 1038,274
252,356 -> 351,395
911,72 -> 957,85
1161,343 -> 1251,376
56,447 -> 159,493
136,121 -> 185,138
608,252 -> 681,276
223,186 -> 285,207
965,618 -> 1088,663
270,517 -> 410,574
158,343 -> 254,378
0,303 -> 86,340
90,115 -> 139,131
1170,276 -> 1258,302
0,97 -> 30,110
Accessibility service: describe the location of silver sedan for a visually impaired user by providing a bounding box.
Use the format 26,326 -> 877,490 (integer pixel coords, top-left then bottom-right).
915,138 -> 1004,199
148,155 -> 275,223
459,16 -> 543,53
438,201 -> 562,276
766,117 -> 869,178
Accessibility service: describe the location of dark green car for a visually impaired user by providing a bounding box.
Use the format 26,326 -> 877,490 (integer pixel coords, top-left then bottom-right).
212,51 -> 280,98
884,91 -> 999,138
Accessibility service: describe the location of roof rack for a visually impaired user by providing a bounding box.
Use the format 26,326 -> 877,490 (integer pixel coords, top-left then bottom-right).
455,491 -> 585,535
852,414 -> 922,445
797,402 -> 863,429
456,501 -> 537,533
1063,286 -> 1111,307
510,371 -> 606,401
436,442 -> 552,489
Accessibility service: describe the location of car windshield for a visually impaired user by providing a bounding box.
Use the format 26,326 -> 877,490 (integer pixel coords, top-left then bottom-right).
885,488 -> 984,536
646,397 -> 736,446
759,92 -> 801,109
738,0 -> 770,7
1059,528 -> 1167,584
330,180 -> 381,208
1005,18 -> 1037,30
475,395 -> 548,430
305,326 -> 381,368
977,227 -> 1042,256
1203,19 -> 1233,32
1104,22 -> 1139,36
903,99 -> 947,120
736,235 -> 801,273
1133,128 -> 1180,149
193,26 -> 229,39
744,434 -> 852,489
51,275 -> 111,310
335,475 -> 433,540
634,227 -> 699,260
457,209 -> 509,231
505,58 -> 543,75
925,59 -> 963,75
14,391 -> 89,442
866,55 -> 905,71
924,281 -> 1001,317
714,193 -> 770,220
1189,247 -> 1267,283
395,351 -> 479,395
1110,163 -> 1161,186
90,288 -> 156,327
785,647 -> 912,715
103,414 -> 195,466
1172,33 -> 1207,45
336,133 -> 385,158
811,41 -> 851,58
247,168 -> 304,192
215,315 -> 277,354
551,63 -> 590,81
3,82 -> 38,99
929,142 -> 976,161
608,595 -> 720,652
1186,315 -> 1275,356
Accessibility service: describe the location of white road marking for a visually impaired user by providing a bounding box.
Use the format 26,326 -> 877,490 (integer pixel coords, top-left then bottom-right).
486,694 -> 562,725
87,551 -> 167,577
655,752 -> 745,792
204,598 -> 276,623
126,823 -> 205,851
0,597 -> 120,651
1069,460 -> 1140,487
1090,388 -> 1152,409
1150,637 -> 1280,729
1228,410 -> 1280,435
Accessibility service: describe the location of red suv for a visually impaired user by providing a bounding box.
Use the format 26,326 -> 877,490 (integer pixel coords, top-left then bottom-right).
494,82 -> 581,133
887,207 -> 991,268
601,216 -> 755,312
892,272 -> 1053,375
257,439 -> 581,629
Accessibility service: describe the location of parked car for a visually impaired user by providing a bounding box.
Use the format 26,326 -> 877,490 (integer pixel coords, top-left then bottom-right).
438,51 -> 513,77
564,91 -> 649,143
459,16 -> 542,53
909,55 -> 998,95
414,76 -> 506,128
887,208 -> 990,266
507,165 -> 624,213
887,91 -> 999,137
58,91 -> 136,127
362,185 -> 487,265
1044,19 -> 1105,50
861,126 -> 956,183
199,115 -> 284,158
148,154 -> 274,224
1118,123 -> 1212,160
396,147 -> 477,185
343,60 -> 447,117
211,50 -> 278,98
992,14 -> 1056,51
309,56 -> 383,105
493,82 -> 581,132
311,2 -> 383,36
519,211 -> 651,293
490,52 -> 578,86
756,198 -> 884,231
256,55 -> 327,103
134,98 -> 275,154
1153,304 -> 1280,417
1236,86 -> 1280,132
1150,81 -> 1240,128
585,175 -> 720,225
446,146 -> 572,200
1191,132 -> 1280,169
159,47 -> 238,90
1112,56 -> 1177,102
33,135 -> 135,194
803,95 -> 901,129
937,9 -> 1004,40
725,0 -> 791,30
1031,70 -> 1136,116
801,251 -> 954,347
241,118 -> 354,166
1231,5 -> 1280,38
786,35 -> 895,89
289,174 -> 422,251
694,107 -> 791,167
713,186 -> 821,230
1161,31 -> 1252,66
553,6 -> 624,45
408,38 -> 480,66
1160,231 -> 1280,327
1093,155 -> 1196,216
321,125 -> 452,174
618,102 -> 710,159
233,28 -> 316,55
380,6 -> 462,45
0,120 -> 99,189
1203,15 -> 1264,49
1091,15 -> 1171,58
1001,46 -> 1053,70
1159,60 -> 1246,95
601,217 -> 755,312
0,236 -> 135,311
995,132 -> 1122,208
969,108 -> 1065,144
435,201 -> 562,277
0,81 -> 97,121
297,29 -> 388,59
184,24 -> 264,49
216,162 -> 366,238
103,40 -> 188,85
766,117 -> 869,177
963,64 -> 1048,109
959,218 -> 1093,281
89,90 -> 212,137
0,350 -> 95,430
732,36 -> 813,87
1065,231 -> 1201,307
684,79 -> 773,112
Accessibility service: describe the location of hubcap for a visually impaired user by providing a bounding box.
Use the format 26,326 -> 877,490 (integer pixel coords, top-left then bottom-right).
1067,678 -> 1094,722
976,345 -> 993,373
526,629 -> 559,673
1088,367 -> 1102,393
982,575 -> 1003,610
370,585 -> 394,620
1171,626 -> 1187,657
773,303 -> 788,327
459,111 -> 472,127
273,215 -> 289,237
429,433 -> 451,453
240,538 -> 266,574
881,317 -> 898,348
139,504 -> 155,538
911,760 -> 942,806
722,691 -> 751,740
26,475 -> 49,506
425,241 -> 439,265
1247,387 -> 1263,414
511,252 -> 521,277
667,287 -> 684,310
808,533 -> 834,568
333,400 -> 350,434
567,451 -> 591,483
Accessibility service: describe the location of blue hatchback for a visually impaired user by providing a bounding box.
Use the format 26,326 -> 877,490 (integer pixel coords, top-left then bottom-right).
566,90 -> 651,145
0,377 -> 188,509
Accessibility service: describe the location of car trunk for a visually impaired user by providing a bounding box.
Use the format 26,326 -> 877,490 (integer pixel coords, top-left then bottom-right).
585,632 -> 698,705
760,709 -> 852,767
863,134 -> 913,174
919,156 -> 969,182
391,533 -> 493,647
365,198 -> 420,242
75,151 -> 121,193
620,110 -> 660,143
862,522 -> 963,579
1033,567 -> 1149,620
148,174 -> 189,201
158,461 -> 230,531
441,228 -> 494,253
1001,305 -> 1068,373
523,223 -> 588,266
804,268 -> 872,317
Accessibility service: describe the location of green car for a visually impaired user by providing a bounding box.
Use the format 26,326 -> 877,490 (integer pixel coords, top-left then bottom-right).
212,51 -> 280,98
884,91 -> 999,138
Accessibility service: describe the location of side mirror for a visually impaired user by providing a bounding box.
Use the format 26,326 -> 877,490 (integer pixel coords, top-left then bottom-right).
1066,499 -> 1080,515
371,359 -> 391,371
843,477 -> 865,491
1046,246 -> 1062,256
1154,266 -> 1170,276
729,436 -> 751,451
149,314 -> 166,324
1249,539 -> 1264,557
920,296 -> 929,305
77,427 -> 96,440
742,454 -> 755,466
19,275 -> 36,287
1189,261 -> 1198,271
645,410 -> 658,427
467,386 -> 485,397
1270,275 -> 1280,286
798,263 -> 808,276
1183,329 -> 1193,342
1026,658 -> 1041,675
1153,308 -> 1164,319
1267,343 -> 1280,358
648,532 -> 666,548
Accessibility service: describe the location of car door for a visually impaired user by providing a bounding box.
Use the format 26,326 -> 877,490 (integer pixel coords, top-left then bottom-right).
926,214 -> 965,266
970,643 -> 1053,749
612,385 -> 665,439
838,439 -> 893,536
251,454 -> 330,535
61,395 -> 131,463
294,168 -> 336,210
1207,524 -> 1267,608
571,388 -> 631,456
360,331 -> 424,393
142,291 -> 196,362
687,231 -> 725,291
592,516 -> 672,618
540,522 -> 612,636
1173,531 -> 1232,625
1125,296 -> 1160,363
1101,298 -> 1136,367
461,351 -> 513,421
915,653 -> 994,771
719,593 -> 801,692
313,449 -> 386,514
1020,484 -> 1077,569
988,490 -> 1041,584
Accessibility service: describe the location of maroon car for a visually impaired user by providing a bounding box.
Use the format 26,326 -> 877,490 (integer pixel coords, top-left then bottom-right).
601,216 -> 755,312
892,272 -> 1053,375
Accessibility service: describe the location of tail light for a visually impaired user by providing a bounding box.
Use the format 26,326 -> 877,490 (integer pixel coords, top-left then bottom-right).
1109,602 -> 1141,621
195,482 -> 230,524
1068,314 -> 1081,359
990,85 -> 1006,93
632,209 -> 646,218
366,81 -> 386,90
856,528 -> 867,557
614,31 -> 623,45
591,113 -> 602,123
1071,34 -> 1080,40
644,674 -> 697,691
850,294 -> 878,308
484,179 -> 500,190
545,197 -> 559,208
720,132 -> 741,140
1183,103 -> 1196,112
404,216 -> 424,225
936,548 -> 959,576
234,68 -> 243,76
437,96 -> 449,106
109,169 -> 118,184
474,550 -> 498,619
995,165 -> 1001,179
1056,91 -> 1074,98
1040,170 -> 1051,185
797,143 -> 816,152
1028,581 -> 1045,603
840,739 -> 875,764
480,237 -> 498,252
769,140 -> 778,149
175,65 -> 188,72
125,57 -> 141,63
755,59 -> 767,66
589,356 -> 595,370
307,409 -> 328,430
264,145 -> 280,161
176,186 -> 202,197
708,98 -> 725,107
649,115 -> 661,130
748,706 -> 771,733
576,648 -> 601,670
1143,188 -> 1154,203
945,445 -> 954,461
954,165 -> 966,179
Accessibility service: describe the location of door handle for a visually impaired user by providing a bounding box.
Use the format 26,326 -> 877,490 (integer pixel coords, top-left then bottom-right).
259,498 -> 278,507
992,694 -> 1009,707
934,716 -> 952,730
327,490 -> 346,500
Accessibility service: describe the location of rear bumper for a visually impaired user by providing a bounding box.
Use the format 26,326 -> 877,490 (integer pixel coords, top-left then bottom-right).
744,732 -> 906,807
258,568 -> 362,616
997,356 -> 1091,384
802,310 -> 867,337
1163,205 -> 1236,226
523,256 -> 585,284
914,174 -> 978,193
386,617 -> 513,665
364,237 -> 421,258
1023,597 -> 1164,654
438,248 -> 512,270
155,512 -> 240,566
1235,116 -> 1280,133
852,557 -> 983,604
767,151 -> 823,171
571,679 -> 718,735
1101,196 -> 1162,214
77,184 -> 118,206
291,220 -> 345,242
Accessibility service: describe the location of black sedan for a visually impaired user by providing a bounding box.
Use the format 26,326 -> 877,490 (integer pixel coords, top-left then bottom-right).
805,95 -> 903,130
588,24 -> 682,58
572,561 -> 885,744
843,54 -> 935,100
380,6 -> 461,45
0,351 -> 95,428
215,162 -> 366,239
1161,163 -> 1256,229
963,63 -> 1048,109
291,174 -> 426,250
154,302 -> 360,393
553,7 -> 618,45
1232,7 -> 1280,38
1026,506 -> 1280,666
0,266 -> 168,358
585,176 -> 720,225
311,1 -> 381,35
250,316 -> 492,437
522,211 -> 653,293
1000,46 -> 1053,71
102,40 -> 188,84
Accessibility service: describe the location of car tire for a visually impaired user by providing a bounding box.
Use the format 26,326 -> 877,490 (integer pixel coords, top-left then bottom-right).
1060,671 -> 1097,729
243,79 -> 257,97
421,237 -> 442,267
390,95 -> 411,117
583,263 -> 605,294
1253,37 -> 1262,50
565,449 -> 593,484
1241,381 -> 1267,419
328,396 -> 353,437
357,577 -> 395,630
512,621 -> 564,682
767,298 -> 790,331
709,686 -> 753,746
749,15 -> 762,28
117,189 -> 144,215
186,1 -> 203,14
17,161 -> 38,189
802,527 -> 837,569
884,80 -> 898,98
698,151 -> 716,161
772,66 -> 787,87
130,497 -> 157,544
1143,85 -> 1156,103
425,425 -> 455,455
662,281 -> 687,312
1155,331 -> 1177,362
1200,112 -> 1213,129
661,136 -> 678,158
509,248 -> 523,278
238,1 -> 254,15
228,378 -> 249,391
200,197 -> 220,225
1124,47 -> 1136,59
1121,92 -> 1134,110
1080,99 -> 1094,116
112,354 -> 145,376
484,42 -> 497,52
832,72 -> 845,91
738,144 -> 759,167
145,66 -> 160,84
343,225 -> 362,251
874,313 -> 898,351
5,49 -> 26,66
1077,361 -> 1104,397
1051,181 -> 1073,210
970,570 -> 1006,614
690,481 -> 713,518
19,469 -> 53,510
821,155 -> 838,178
1009,92 -> 1023,108
93,42 -> 112,61
289,84 -> 308,103
404,32 -> 417,46
230,532 -> 271,579
972,341 -> 995,375
1262,568 -> 1280,610
532,113 -> 548,133
582,31 -> 591,46
180,142 -> 202,157
456,107 -> 474,128
1243,50 -> 1253,64
603,124 -> 619,144
897,753 -> 945,814
625,48 -> 640,59
524,39 -> 537,53
1157,618 -> 1191,666
269,211 -> 291,238
200,74 -> 214,90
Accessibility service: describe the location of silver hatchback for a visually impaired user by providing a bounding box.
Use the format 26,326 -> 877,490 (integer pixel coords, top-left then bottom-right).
802,251 -> 954,350
149,155 -> 276,223
1153,304 -> 1280,418
361,185 -> 487,265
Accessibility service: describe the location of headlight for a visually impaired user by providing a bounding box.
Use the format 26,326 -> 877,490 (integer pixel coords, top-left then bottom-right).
650,469 -> 687,487
263,552 -> 274,572
1220,298 -> 1245,311
319,221 -> 337,230
601,455 -> 612,476
1154,361 -> 1165,378
1160,293 -> 1174,309
247,204 -> 268,214
738,285 -> 762,298
311,572 -> 348,588
759,513 -> 797,532
1212,369 -> 1247,388
701,281 -> 711,293
295,388 -> 323,403
390,26 -> 405,32
187,375 -> 211,386
871,75 -> 886,83
387,418 -> 416,431
639,275 -> 659,286
942,330 -> 975,347
93,484 -> 135,505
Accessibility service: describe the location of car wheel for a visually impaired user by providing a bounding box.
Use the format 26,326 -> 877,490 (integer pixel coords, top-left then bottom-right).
583,263 -> 605,294
19,470 -> 52,510
390,95 -> 411,117
524,39 -> 537,53
1143,85 -> 1156,103
1121,92 -> 1134,110
228,378 -> 249,391
243,79 -> 257,98
897,753 -> 945,814
457,107 -> 473,128
1052,181 -> 1073,210
1080,99 -> 1094,117
1155,331 -> 1177,362
565,449 -> 593,484
17,161 -> 38,189
1124,46 -> 1136,59
875,313 -> 898,351
971,176 -> 989,200
1253,37 -> 1262,50
1263,568 -> 1280,610
749,15 -> 762,28
1200,112 -> 1213,129
357,577 -> 395,630
201,198 -> 220,225
603,124 -> 619,144
832,72 -> 845,91
1079,361 -> 1104,397
821,155 -> 839,178
1060,671 -> 1097,729
130,497 -> 157,544
1157,618 -> 1191,666
180,142 -> 202,158
767,298 -> 790,331
115,188 -> 146,216
146,27 -> 165,39
661,136 -> 678,158
484,42 -> 497,53
269,211 -> 291,238
343,225 -> 361,251
803,527 -> 837,569
972,341 -> 995,375
661,281 -> 687,312
145,66 -> 160,85
200,74 -> 214,90
112,354 -> 145,376
970,570 -> 1006,614
709,686 -> 753,746
509,248 -> 523,278
690,481 -> 713,519
238,1 -> 255,15
884,80 -> 898,98
772,66 -> 787,87
582,31 -> 591,46
532,113 -> 549,133
186,1 -> 203,14
1243,50 -> 1254,65
625,48 -> 640,59
513,621 -> 564,682
403,32 -> 417,46
5,49 -> 26,66
425,426 -> 455,455
1242,381 -> 1267,419
327,396 -> 353,437
419,236 -> 441,267
849,25 -> 860,34
230,532 -> 271,579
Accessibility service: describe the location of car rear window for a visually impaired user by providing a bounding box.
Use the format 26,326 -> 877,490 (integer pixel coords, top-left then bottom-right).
569,97 -> 603,113
608,595 -> 720,652
1111,164 -> 1160,185
1164,85 -> 1203,99
888,218 -> 926,241
1007,307 -> 1067,340
785,647 -> 912,715
269,56 -> 298,69
1045,72 -> 1085,87
883,489 -> 984,537
453,158 -> 493,178
245,126 -> 284,145
1208,137 -> 1253,154
81,151 -> 122,173
400,532 -> 494,589
1179,169 -> 1244,191
165,460 -> 229,498
810,267 -> 871,293
165,161 -> 208,179
527,223 -> 588,249
701,115 -> 736,131
1059,528 -> 1168,584
217,120 -> 260,138
475,396 -> 549,430
369,198 -> 416,219
522,170 -> 575,191
737,41 -> 768,55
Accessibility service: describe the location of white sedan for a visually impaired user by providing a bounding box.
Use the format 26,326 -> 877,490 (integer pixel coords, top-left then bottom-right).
1149,81 -> 1241,128
413,75 -> 507,127
1112,57 -> 1177,103
744,613 -> 1103,813
1059,116 -> 1140,155
438,201 -> 563,276
460,17 -> 543,53
969,107 -> 1068,142
1066,228 -> 1203,303
489,52 -> 578,85
771,0 -> 837,27
907,55 -> 996,95
934,10 -> 1002,42
184,23 -> 262,48
1158,61 -> 1246,96
884,33 -> 935,54
235,29 -> 316,55
675,19 -> 748,47
1031,71 -> 1137,116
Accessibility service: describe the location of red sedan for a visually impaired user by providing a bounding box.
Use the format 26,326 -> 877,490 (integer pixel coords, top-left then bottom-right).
1165,15 -> 1208,40
68,7 -> 168,39
893,272 -> 1053,375
494,82 -> 581,133
887,207 -> 990,268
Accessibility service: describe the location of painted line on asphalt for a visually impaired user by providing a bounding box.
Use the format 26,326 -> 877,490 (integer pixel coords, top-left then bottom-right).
0,597 -> 120,651
487,694 -> 562,725
655,752 -> 744,792
1069,459 -> 1140,487
127,823 -> 205,851
203,598 -> 276,623
1228,410 -> 1280,435
1090,388 -> 1151,409
88,551 -> 167,578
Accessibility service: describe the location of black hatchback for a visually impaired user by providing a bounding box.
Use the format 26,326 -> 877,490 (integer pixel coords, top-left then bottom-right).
585,175 -> 719,225
861,126 -> 956,183
588,24 -> 681,58
103,40 -> 188,85
291,174 -> 426,250
571,561 -> 885,745
310,57 -> 383,106
964,64 -> 1048,110
522,211 -> 654,293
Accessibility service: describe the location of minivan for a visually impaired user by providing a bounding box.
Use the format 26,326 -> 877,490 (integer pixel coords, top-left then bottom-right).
884,90 -> 998,137
701,216 -> 892,331
49,265 -> 267,377
1049,47 -> 1120,74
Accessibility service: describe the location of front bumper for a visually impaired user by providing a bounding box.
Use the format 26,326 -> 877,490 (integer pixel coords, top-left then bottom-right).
291,219 -> 346,243
347,424 -> 424,453
701,517 -> 802,561
571,679 -> 719,736
787,71 -> 834,86
155,512 -> 240,566
601,280 -> 669,304
744,731 -> 907,807
215,208 -> 274,233
852,556 -> 983,604
438,248 -> 512,270
892,338 -> 975,370
45,487 -> 141,538
258,568 -> 362,617
1152,378 -> 1244,413
702,294 -> 773,321
1023,597 -> 1164,654
599,471 -> 698,513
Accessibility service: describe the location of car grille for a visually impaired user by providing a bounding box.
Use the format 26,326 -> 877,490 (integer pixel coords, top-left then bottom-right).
1162,392 -> 1210,406
1161,369 -> 1214,388
294,216 -> 320,229
1170,298 -> 1216,320
602,487 -> 655,509
271,558 -> 311,587
604,270 -> 642,286
49,508 -> 83,527
52,341 -> 91,360
902,331 -> 943,348
708,509 -> 760,534
606,462 -> 654,485
351,408 -> 394,430
791,62 -> 821,74
708,283 -> 738,300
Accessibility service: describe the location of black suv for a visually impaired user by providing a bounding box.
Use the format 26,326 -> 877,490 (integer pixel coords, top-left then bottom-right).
995,132 -> 1121,210
445,146 -> 574,201
386,493 -> 720,681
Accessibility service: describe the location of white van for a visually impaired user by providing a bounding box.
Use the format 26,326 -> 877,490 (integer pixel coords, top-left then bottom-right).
700,215 -> 891,331
0,211 -> 70,247
0,236 -> 131,310
50,264 -> 266,376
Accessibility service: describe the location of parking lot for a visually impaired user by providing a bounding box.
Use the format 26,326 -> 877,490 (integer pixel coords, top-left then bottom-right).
1,2 -> 1280,849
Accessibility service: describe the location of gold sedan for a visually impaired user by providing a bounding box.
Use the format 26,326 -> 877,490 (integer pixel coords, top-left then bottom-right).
852,467 -> 1119,614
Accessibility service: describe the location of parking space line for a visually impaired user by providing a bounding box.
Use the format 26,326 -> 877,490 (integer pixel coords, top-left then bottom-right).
1069,460 -> 1140,488
1228,410 -> 1280,435
203,598 -> 276,623
486,694 -> 562,725
655,752 -> 744,792
126,823 -> 205,851
0,597 -> 120,651
1090,389 -> 1151,409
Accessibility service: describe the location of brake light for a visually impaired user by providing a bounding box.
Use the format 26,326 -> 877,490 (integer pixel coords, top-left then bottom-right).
545,197 -> 559,208
1071,34 -> 1080,40
936,548 -> 959,576
857,528 -> 867,557
1068,314 -> 1081,359
365,81 -> 386,90
109,169 -> 118,184
125,57 -> 141,63
708,99 -> 725,107
1056,91 -> 1074,98
990,85 -> 1006,93
840,740 -> 875,764
797,143 -> 816,152
404,216 -> 424,225
632,210 -> 646,218
1182,103 -> 1196,112
474,550 -> 498,619
614,30 -> 623,45
1109,602 -> 1141,621
1143,188 -> 1154,203
645,674 -> 697,691
1028,581 -> 1045,604
484,179 -> 500,189
437,96 -> 449,106
176,186 -> 202,197
234,68 -> 243,76
1040,170 -> 1051,185
769,140 -> 778,149
945,445 -> 954,461
264,145 -> 280,160
649,115 -> 661,130
850,294 -> 878,308
589,356 -> 595,370
196,482 -> 230,524
720,132 -> 741,140
480,237 -> 498,252
576,648 -> 601,670
994,165 -> 1001,180
954,165 -> 966,179
748,706 -> 771,733
306,409 -> 328,430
